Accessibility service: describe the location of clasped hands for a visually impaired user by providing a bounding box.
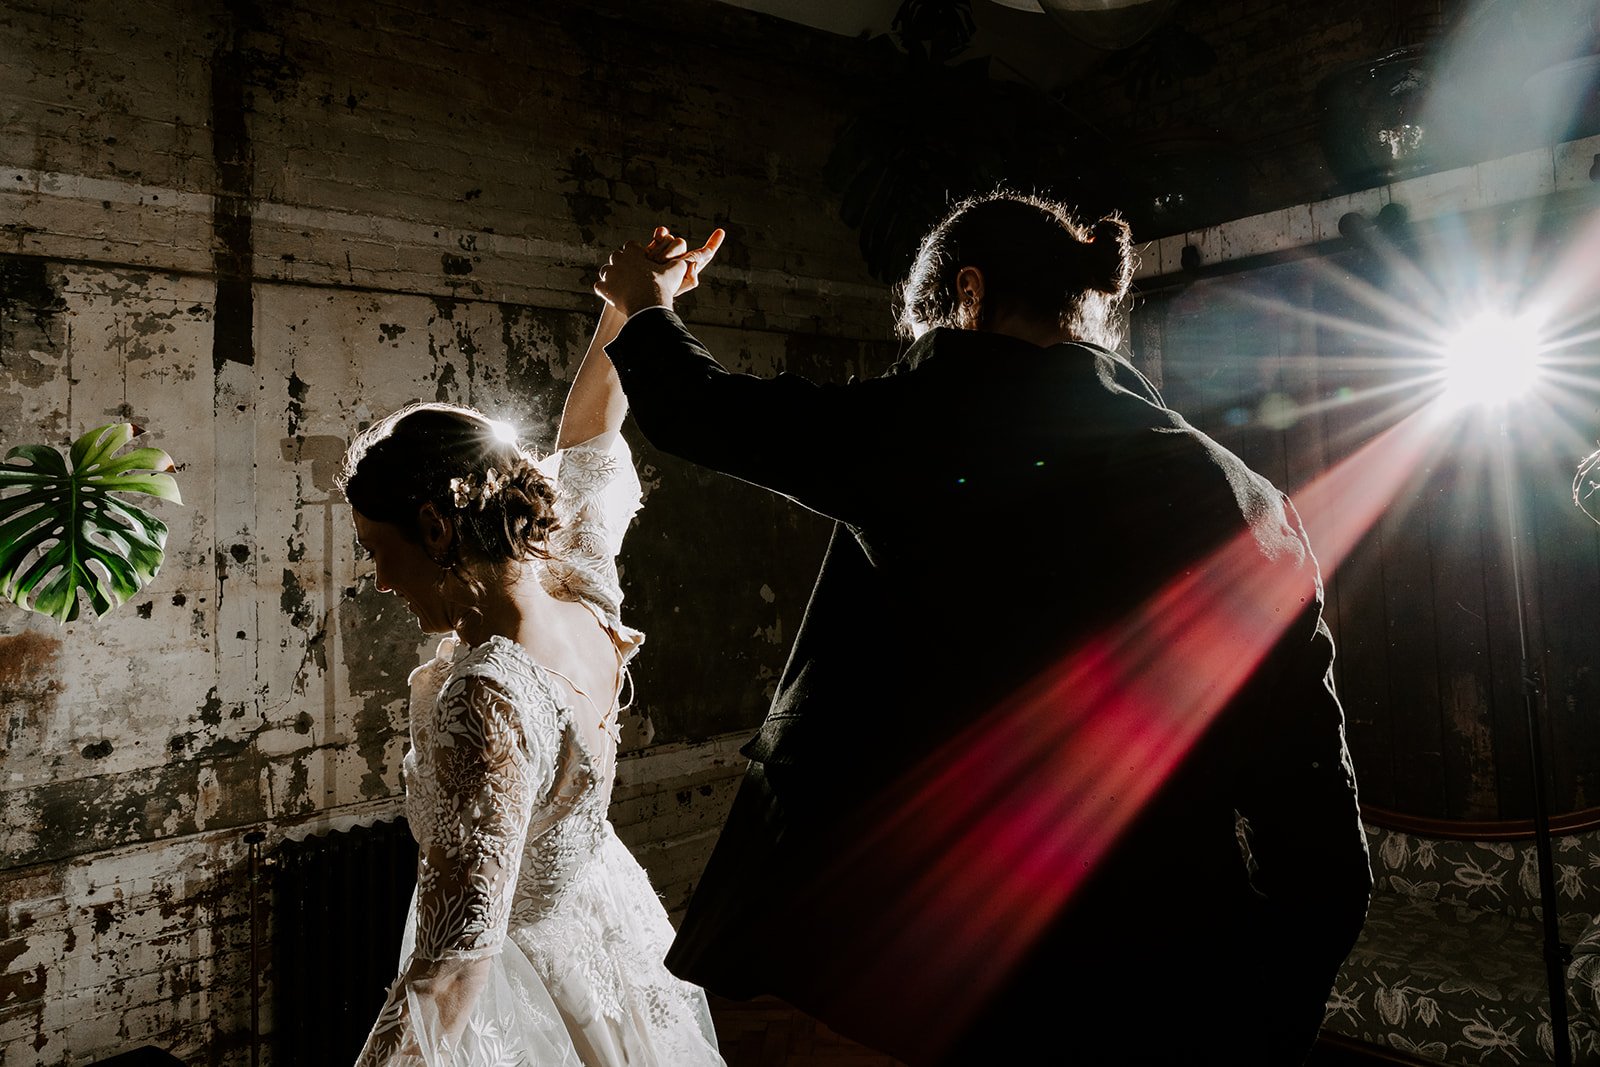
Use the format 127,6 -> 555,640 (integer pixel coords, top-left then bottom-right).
594,225 -> 725,318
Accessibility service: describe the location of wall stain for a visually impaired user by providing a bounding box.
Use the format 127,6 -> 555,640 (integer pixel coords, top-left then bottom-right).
0,256 -> 67,346
14,749 -> 267,867
338,580 -> 421,798
117,304 -> 195,363
620,158 -> 689,214
286,372 -> 308,435
0,962 -> 45,1014
560,149 -> 614,244
434,362 -> 459,403
428,301 -> 480,405
199,688 -> 223,728
499,306 -> 576,444
280,568 -> 312,630
0,632 -> 64,753
80,740 -> 112,760
279,435 -> 345,492
211,3 -> 255,372
0,936 -> 30,974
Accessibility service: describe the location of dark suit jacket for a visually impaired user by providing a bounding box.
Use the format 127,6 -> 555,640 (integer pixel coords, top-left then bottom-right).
606,308 -> 1371,1065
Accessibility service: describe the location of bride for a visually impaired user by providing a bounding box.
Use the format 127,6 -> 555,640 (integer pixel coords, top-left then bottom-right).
341,228 -> 727,1066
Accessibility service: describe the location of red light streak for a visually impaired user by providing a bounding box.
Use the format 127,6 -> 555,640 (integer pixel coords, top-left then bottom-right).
825,406 -> 1443,1057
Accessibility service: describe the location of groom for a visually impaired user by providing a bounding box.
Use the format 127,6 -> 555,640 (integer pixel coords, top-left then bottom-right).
595,196 -> 1370,1065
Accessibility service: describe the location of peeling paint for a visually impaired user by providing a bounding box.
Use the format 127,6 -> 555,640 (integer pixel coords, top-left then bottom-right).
0,960 -> 46,1013
280,567 -> 312,631
337,581 -> 421,799
499,307 -> 573,443
434,361 -> 459,403
286,371 -> 309,435
198,688 -> 222,728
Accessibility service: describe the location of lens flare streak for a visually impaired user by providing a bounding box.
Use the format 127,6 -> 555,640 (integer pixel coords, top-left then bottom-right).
837,407 -> 1443,1053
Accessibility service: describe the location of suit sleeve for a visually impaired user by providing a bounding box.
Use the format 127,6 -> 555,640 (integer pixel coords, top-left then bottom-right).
604,307 -> 915,524
1229,500 -> 1372,989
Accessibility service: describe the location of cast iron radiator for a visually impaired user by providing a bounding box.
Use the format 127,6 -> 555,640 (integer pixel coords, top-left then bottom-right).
272,817 -> 418,1064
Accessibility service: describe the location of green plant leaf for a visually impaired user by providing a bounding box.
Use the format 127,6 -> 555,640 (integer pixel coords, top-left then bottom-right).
0,422 -> 182,623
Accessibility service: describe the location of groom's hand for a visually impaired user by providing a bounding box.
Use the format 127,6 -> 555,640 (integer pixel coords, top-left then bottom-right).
595,226 -> 725,317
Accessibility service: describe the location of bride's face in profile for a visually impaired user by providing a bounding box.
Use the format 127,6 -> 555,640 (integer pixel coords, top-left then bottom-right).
354,511 -> 458,634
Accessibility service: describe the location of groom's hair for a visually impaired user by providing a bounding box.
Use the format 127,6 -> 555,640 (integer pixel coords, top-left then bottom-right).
893,190 -> 1135,349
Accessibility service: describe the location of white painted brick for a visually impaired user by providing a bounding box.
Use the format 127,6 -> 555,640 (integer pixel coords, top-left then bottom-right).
1477,149 -> 1557,207
1553,138 -> 1600,192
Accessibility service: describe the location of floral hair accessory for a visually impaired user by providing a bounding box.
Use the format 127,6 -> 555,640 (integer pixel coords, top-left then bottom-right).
448,466 -> 503,510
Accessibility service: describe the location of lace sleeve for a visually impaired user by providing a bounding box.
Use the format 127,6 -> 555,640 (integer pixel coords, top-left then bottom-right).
538,435 -> 645,660
354,673 -> 553,1066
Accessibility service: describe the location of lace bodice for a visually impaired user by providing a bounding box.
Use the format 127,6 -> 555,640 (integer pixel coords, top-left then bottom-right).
355,435 -> 718,1067
404,635 -> 613,961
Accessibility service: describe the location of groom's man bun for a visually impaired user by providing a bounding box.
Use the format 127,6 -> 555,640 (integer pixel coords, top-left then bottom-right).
893,190 -> 1136,350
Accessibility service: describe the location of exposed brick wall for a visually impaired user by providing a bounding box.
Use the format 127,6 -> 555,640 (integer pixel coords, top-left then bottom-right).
0,0 -> 898,1062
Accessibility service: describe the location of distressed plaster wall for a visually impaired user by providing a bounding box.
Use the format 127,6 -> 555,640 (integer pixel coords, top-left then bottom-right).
0,1 -> 897,1062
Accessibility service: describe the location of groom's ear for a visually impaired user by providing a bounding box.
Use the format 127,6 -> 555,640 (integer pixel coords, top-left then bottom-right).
956,266 -> 985,305
955,266 -> 986,328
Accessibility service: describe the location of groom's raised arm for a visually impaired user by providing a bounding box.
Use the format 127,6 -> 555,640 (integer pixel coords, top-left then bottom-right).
604,306 -> 911,522
596,230 -> 916,523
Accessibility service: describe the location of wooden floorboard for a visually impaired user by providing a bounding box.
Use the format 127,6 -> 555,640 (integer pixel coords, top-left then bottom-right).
708,995 -> 906,1067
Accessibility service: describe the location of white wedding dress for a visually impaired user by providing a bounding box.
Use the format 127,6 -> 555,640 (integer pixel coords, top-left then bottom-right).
355,437 -> 724,1067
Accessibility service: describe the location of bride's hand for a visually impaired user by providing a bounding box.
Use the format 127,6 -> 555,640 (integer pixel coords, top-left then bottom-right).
643,225 -> 723,297
644,225 -> 688,267
671,227 -> 723,296
595,226 -> 725,315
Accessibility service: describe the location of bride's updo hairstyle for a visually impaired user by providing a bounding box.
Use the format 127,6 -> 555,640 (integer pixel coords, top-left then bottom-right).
339,402 -> 559,574
894,190 -> 1135,350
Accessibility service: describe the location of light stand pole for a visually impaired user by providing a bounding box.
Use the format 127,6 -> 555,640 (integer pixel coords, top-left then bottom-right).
1496,418 -> 1571,1067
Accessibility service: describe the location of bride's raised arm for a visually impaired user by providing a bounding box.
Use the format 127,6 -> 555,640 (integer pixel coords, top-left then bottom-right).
554,297 -> 631,452
557,227 -> 722,451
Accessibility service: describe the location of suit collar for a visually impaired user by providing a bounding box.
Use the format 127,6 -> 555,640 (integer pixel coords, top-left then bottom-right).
889,329 -> 1164,407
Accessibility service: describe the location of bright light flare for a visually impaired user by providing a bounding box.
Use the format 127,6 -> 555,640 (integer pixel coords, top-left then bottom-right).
486,418 -> 519,445
1440,310 -> 1546,409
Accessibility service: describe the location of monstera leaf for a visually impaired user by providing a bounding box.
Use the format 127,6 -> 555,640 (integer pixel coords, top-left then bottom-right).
0,423 -> 181,623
